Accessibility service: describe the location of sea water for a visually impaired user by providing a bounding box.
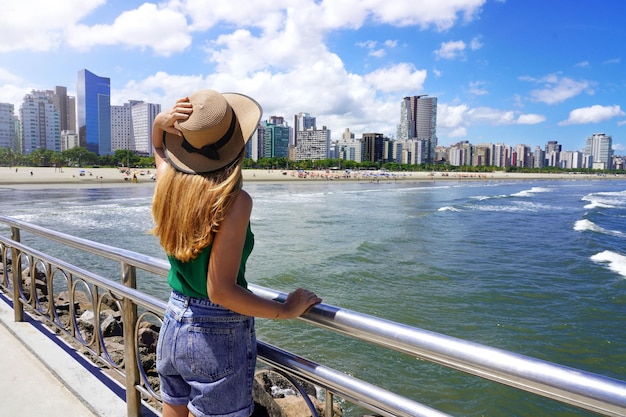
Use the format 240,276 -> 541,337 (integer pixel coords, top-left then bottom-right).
1,178 -> 625,417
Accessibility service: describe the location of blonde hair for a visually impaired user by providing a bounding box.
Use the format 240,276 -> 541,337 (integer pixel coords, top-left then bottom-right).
150,154 -> 243,262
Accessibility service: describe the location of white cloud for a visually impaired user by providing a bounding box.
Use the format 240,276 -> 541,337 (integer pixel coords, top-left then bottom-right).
0,68 -> 23,84
357,40 -> 378,49
603,58 -> 621,65
384,40 -> 398,48
438,104 -> 470,129
527,74 -> 593,105
358,39 -> 398,58
1,0 -> 487,56
364,63 -> 427,93
468,107 -> 516,125
437,103 -> 545,138
469,36 -> 483,50
364,0 -> 486,30
449,127 -> 468,138
434,40 -> 466,60
434,35 -> 482,60
369,49 -> 387,58
558,105 -> 625,126
66,4 -> 192,56
0,0 -> 105,52
468,81 -> 488,96
517,114 -> 546,124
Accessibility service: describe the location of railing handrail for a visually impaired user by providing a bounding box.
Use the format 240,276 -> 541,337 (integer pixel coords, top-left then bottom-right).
1,215 -> 626,417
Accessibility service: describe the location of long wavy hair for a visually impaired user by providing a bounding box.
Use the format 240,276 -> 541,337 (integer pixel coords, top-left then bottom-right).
150,151 -> 244,262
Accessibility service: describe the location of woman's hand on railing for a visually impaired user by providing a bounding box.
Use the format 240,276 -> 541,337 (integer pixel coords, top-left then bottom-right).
277,288 -> 322,319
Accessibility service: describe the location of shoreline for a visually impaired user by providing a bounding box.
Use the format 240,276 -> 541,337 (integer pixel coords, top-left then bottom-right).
0,166 -> 623,189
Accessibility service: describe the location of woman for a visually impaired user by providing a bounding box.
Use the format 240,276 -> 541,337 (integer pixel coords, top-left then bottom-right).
151,90 -> 322,417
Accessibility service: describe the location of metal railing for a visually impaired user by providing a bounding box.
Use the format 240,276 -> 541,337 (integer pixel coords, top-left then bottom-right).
1,214 -> 625,417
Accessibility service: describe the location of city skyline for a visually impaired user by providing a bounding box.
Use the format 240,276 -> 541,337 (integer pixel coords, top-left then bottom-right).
3,81 -> 618,160
0,1 -> 624,153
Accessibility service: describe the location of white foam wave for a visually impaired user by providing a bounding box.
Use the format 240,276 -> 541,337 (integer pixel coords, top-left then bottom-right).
590,250 -> 626,279
573,219 -> 624,237
470,194 -> 508,201
574,219 -> 603,233
511,187 -> 552,197
471,187 -> 552,200
472,201 -> 553,213
437,206 -> 460,212
582,190 -> 626,210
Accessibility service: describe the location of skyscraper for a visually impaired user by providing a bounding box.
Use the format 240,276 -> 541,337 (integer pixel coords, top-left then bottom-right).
0,103 -> 16,151
585,133 -> 612,170
131,102 -> 161,156
19,90 -> 61,154
293,126 -> 330,161
263,119 -> 290,158
111,102 -> 134,153
362,133 -> 385,163
397,95 -> 438,163
111,100 -> 161,156
77,69 -> 111,155
52,86 -> 76,133
293,112 -> 316,146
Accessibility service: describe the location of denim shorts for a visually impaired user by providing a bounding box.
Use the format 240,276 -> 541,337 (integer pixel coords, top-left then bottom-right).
157,291 -> 257,417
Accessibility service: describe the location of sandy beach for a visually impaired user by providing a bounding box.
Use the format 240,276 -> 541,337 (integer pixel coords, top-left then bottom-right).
0,166 -> 622,188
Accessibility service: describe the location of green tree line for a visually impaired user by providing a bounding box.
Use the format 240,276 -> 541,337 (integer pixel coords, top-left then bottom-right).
0,147 -> 154,168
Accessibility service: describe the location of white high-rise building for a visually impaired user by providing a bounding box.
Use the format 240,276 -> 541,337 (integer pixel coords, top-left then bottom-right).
111,102 -> 134,152
19,90 -> 61,154
336,137 -> 363,162
131,102 -> 160,156
585,133 -> 612,170
293,126 -> 330,161
111,101 -> 161,156
60,130 -> 80,151
395,139 -> 428,165
493,143 -> 512,167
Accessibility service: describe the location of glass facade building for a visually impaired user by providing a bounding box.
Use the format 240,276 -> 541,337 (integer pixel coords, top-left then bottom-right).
77,69 -> 111,155
263,121 -> 290,158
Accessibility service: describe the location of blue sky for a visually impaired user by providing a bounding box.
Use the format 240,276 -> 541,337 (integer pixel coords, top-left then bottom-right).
0,0 -> 624,153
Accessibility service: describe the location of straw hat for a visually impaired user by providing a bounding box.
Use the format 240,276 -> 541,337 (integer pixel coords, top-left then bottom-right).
163,89 -> 262,174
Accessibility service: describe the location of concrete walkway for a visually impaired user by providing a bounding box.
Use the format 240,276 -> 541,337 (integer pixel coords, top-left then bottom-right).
0,292 -> 133,417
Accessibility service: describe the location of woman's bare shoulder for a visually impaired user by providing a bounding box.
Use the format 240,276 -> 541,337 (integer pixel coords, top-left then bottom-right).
223,190 -> 252,227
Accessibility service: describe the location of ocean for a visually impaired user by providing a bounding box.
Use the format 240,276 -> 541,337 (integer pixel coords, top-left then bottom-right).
1,178 -> 625,417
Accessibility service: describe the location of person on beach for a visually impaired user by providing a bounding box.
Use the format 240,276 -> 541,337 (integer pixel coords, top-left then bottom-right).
150,90 -> 322,417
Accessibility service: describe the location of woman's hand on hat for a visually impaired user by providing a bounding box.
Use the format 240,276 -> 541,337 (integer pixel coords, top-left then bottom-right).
157,96 -> 193,137
279,288 -> 322,319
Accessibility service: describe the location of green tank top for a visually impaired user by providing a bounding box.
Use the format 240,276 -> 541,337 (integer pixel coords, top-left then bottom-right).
167,223 -> 254,299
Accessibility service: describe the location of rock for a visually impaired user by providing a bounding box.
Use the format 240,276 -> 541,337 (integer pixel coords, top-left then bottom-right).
138,326 -> 158,351
252,371 -> 342,417
101,312 -> 123,337
274,394 -> 342,417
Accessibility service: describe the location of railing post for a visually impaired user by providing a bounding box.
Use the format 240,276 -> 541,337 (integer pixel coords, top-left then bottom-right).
324,390 -> 334,417
10,226 -> 23,322
122,261 -> 141,417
